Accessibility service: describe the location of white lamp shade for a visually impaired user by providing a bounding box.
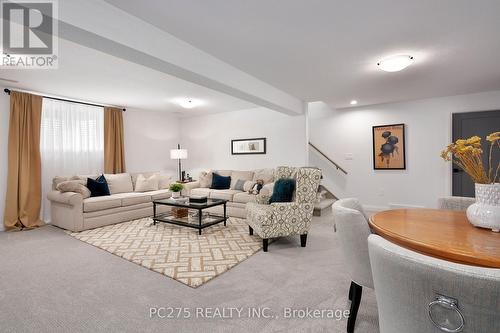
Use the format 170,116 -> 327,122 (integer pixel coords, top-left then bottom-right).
170,149 -> 188,159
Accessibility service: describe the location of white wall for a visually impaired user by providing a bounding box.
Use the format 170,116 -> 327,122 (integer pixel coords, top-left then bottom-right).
309,91 -> 500,211
123,108 -> 179,175
0,89 -> 9,231
179,107 -> 307,177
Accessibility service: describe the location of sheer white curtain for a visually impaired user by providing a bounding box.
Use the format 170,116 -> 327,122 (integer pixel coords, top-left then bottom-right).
40,99 -> 104,222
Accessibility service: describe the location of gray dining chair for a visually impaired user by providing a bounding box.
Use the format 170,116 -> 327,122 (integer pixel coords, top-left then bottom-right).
332,198 -> 373,333
437,196 -> 475,211
368,234 -> 500,333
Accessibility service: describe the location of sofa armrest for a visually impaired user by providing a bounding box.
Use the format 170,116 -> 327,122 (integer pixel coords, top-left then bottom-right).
47,190 -> 83,207
181,181 -> 200,196
246,202 -> 274,233
47,191 -> 84,232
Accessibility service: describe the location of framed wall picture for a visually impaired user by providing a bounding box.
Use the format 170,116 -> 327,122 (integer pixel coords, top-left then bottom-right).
231,138 -> 267,155
372,124 -> 406,170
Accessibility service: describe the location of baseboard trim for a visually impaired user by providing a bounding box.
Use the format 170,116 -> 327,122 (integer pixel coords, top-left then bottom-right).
388,203 -> 426,209
362,205 -> 387,213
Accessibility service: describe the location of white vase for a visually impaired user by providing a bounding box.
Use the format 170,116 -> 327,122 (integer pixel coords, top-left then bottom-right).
466,183 -> 500,232
172,191 -> 180,199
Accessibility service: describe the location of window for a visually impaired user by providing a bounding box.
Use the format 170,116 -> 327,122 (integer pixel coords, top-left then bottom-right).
40,99 -> 104,221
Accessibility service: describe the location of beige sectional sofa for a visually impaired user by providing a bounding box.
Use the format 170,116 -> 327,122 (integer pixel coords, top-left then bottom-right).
48,168 -> 275,232
48,172 -> 173,232
183,168 -> 275,219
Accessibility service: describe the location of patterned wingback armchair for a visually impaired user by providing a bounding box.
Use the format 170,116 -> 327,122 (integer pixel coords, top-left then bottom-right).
245,166 -> 322,252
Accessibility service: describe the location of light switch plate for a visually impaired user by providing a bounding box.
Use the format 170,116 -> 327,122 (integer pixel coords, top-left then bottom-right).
345,153 -> 353,160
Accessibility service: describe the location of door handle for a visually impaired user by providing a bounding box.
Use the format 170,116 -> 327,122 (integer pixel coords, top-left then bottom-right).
452,168 -> 462,173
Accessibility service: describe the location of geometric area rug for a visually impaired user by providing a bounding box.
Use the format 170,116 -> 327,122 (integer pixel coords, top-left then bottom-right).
68,217 -> 263,288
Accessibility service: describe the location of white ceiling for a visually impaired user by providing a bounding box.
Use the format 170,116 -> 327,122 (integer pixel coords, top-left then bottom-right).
0,38 -> 256,116
105,0 -> 500,108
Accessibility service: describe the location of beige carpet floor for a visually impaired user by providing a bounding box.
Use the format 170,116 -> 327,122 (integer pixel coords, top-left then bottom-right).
0,210 -> 379,333
69,217 -> 263,288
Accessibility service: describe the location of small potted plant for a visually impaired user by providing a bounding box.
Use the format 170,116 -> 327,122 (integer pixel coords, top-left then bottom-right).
169,183 -> 184,199
441,132 -> 499,231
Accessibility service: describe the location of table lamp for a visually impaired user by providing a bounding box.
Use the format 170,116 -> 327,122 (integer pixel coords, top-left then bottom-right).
170,144 -> 188,181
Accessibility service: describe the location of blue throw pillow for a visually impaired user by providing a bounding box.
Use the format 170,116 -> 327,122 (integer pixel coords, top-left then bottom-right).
269,178 -> 296,204
87,175 -> 110,197
211,173 -> 231,190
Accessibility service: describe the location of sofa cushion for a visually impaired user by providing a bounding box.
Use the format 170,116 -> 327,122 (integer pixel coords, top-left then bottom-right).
233,192 -> 257,204
83,196 -> 122,212
53,174 -> 98,190
134,174 -> 159,192
112,192 -> 152,206
253,168 -> 274,184
158,174 -> 174,189
243,180 -> 256,192
87,175 -> 110,197
215,170 -> 233,177
144,189 -> 172,201
199,171 -> 213,188
75,174 -> 100,182
191,188 -> 211,197
211,173 -> 231,190
233,179 -> 246,191
83,202 -> 152,219
131,172 -> 157,188
104,173 -> 133,194
56,180 -> 91,199
230,170 -> 254,189
52,176 -> 69,190
209,189 -> 241,201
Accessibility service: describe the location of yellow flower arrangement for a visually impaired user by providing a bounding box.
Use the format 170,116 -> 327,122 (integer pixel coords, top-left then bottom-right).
486,132 -> 500,142
441,132 -> 499,184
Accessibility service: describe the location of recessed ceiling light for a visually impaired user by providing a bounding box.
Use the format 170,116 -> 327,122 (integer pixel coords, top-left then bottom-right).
377,55 -> 414,72
350,100 -> 358,105
177,98 -> 202,109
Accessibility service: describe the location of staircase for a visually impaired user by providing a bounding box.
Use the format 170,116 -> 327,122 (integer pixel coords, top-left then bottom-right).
314,184 -> 338,216
309,142 -> 347,216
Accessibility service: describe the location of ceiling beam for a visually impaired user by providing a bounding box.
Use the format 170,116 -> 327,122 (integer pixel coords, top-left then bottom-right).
56,0 -> 304,115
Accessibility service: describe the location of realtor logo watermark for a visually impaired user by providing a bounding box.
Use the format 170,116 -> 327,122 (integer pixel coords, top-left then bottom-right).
1,0 -> 58,68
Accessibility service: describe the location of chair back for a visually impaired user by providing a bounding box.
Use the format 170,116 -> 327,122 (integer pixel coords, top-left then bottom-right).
275,166 -> 322,204
438,196 -> 475,211
368,234 -> 500,333
275,166 -> 298,180
332,198 -> 373,288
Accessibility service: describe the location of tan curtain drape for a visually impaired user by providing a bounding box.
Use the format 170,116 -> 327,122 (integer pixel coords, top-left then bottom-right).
104,107 -> 126,174
4,91 -> 44,230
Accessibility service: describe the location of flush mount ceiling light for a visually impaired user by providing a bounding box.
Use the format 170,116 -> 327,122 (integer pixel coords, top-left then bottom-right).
377,55 -> 414,72
177,98 -> 202,109
350,100 -> 358,105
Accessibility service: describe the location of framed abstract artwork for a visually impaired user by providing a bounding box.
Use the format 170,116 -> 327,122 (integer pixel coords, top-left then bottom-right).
372,124 -> 406,170
231,138 -> 267,155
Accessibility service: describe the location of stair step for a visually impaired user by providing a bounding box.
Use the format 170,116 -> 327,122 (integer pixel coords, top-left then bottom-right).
313,198 -> 336,217
315,198 -> 336,210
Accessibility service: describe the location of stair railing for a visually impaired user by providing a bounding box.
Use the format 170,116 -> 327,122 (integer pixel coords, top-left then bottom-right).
308,142 -> 348,175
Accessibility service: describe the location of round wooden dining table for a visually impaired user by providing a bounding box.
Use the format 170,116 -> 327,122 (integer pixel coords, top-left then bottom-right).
369,209 -> 500,268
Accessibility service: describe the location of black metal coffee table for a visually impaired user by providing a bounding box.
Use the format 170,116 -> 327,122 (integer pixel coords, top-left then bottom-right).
152,198 -> 227,235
